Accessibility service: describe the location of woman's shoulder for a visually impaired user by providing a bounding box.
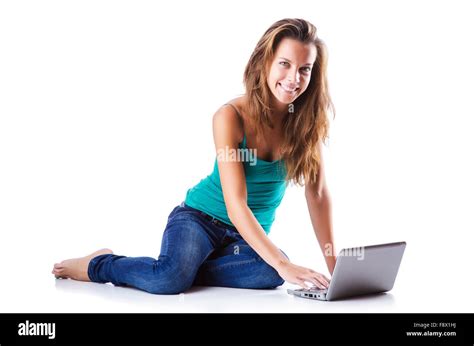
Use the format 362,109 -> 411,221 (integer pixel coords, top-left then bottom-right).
213,96 -> 246,144
223,96 -> 246,117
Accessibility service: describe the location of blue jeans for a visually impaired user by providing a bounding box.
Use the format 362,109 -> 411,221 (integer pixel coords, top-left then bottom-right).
87,202 -> 286,294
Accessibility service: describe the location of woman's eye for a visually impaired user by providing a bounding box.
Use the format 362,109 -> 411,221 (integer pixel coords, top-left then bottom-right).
301,67 -> 312,73
279,61 -> 290,67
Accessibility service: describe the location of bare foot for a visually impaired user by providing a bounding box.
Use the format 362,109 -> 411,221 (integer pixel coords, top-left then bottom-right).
52,248 -> 113,281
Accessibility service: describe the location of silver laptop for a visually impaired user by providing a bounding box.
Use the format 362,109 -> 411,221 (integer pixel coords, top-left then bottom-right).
287,241 -> 406,301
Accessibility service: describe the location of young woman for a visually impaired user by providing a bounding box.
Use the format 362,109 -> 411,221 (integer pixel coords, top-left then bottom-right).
52,18 -> 336,294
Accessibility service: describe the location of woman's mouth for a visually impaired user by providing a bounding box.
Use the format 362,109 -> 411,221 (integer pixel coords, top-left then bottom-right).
278,83 -> 299,95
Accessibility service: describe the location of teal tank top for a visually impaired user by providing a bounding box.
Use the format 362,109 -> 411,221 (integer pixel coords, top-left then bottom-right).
184,110 -> 287,234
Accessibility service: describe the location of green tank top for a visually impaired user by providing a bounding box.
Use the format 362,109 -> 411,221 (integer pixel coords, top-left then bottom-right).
184,105 -> 288,234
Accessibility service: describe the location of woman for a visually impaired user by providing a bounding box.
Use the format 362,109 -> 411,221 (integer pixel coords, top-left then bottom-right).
52,18 -> 336,294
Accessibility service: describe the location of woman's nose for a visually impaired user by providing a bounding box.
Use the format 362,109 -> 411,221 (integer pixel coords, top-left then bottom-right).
287,70 -> 300,84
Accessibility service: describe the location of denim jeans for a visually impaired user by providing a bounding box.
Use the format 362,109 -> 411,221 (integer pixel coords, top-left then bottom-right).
87,202 -> 286,294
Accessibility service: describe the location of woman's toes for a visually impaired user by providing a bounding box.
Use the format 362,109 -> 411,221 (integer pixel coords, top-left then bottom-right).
53,268 -> 67,278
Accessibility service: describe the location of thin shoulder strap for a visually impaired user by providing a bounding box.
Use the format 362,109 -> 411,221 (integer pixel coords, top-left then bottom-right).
223,103 -> 243,120
223,103 -> 246,148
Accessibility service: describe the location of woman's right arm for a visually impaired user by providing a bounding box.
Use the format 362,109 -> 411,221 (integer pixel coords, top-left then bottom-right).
212,107 -> 330,289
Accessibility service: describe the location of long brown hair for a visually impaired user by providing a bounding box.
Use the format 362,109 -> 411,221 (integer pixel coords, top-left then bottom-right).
243,18 -> 335,186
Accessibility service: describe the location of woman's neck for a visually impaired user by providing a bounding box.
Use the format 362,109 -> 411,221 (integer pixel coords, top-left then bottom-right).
269,99 -> 290,128
270,109 -> 288,130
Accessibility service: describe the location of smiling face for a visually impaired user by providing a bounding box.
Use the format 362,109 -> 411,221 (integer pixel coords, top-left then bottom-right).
266,37 -> 317,111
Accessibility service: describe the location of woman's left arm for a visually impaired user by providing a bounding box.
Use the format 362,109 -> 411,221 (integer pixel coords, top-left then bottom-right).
305,144 -> 337,275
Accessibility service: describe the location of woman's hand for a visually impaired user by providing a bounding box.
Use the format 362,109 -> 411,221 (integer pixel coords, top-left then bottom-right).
276,261 -> 330,290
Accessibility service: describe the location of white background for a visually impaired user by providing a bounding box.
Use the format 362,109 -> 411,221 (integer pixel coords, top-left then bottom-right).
1,0 -> 473,312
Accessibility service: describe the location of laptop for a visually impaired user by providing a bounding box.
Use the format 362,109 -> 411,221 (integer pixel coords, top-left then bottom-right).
287,241 -> 406,301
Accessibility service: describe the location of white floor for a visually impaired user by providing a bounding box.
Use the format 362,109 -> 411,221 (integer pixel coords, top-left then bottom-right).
1,261 -> 472,313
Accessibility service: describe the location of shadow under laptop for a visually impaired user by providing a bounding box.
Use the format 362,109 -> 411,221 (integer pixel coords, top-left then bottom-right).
331,291 -> 394,302
285,289 -> 397,311
322,292 -> 396,311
